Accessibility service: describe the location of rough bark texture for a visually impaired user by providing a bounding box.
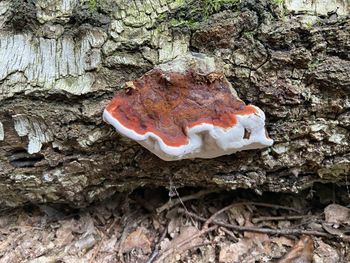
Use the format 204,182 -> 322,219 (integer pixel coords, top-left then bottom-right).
0,0 -> 349,207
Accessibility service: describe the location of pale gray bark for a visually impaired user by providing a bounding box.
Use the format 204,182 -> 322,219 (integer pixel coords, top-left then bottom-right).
0,0 -> 349,207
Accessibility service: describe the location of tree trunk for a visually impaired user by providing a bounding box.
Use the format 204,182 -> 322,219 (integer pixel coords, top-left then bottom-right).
0,0 -> 349,207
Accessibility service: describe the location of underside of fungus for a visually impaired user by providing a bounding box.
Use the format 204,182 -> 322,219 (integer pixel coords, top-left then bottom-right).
103,53 -> 273,161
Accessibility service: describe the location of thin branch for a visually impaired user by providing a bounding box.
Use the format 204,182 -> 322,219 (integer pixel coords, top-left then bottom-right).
220,227 -> 239,242
146,222 -> 169,263
88,231 -> 104,263
237,202 -> 302,213
179,209 -> 334,239
252,215 -> 306,224
203,202 -> 301,230
156,189 -> 219,214
171,186 -> 197,227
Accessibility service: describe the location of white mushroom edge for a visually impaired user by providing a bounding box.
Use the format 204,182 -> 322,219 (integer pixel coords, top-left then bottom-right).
103,106 -> 273,161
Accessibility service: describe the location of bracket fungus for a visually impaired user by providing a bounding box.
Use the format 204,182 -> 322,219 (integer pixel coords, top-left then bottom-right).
103,53 -> 273,161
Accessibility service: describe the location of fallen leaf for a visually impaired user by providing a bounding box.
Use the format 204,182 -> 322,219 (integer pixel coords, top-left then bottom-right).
163,226 -> 201,251
100,236 -> 118,253
219,239 -> 253,263
55,219 -> 75,247
152,218 -> 161,230
324,204 -> 350,225
228,205 -> 248,226
167,209 -> 181,238
271,237 -> 295,248
244,221 -> 270,252
158,226 -> 202,262
121,227 -> 151,253
313,239 -> 340,263
277,236 -> 314,263
200,245 -> 216,263
220,220 -> 271,263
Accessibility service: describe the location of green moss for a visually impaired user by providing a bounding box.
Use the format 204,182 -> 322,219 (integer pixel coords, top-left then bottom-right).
269,0 -> 288,18
270,0 -> 284,5
243,31 -> 254,38
170,0 -> 186,9
88,0 -> 98,12
305,21 -> 313,29
308,59 -> 321,70
169,18 -> 200,29
166,0 -> 240,29
203,0 -> 240,18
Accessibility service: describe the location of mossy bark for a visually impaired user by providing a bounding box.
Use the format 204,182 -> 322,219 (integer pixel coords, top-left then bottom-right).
0,0 -> 349,207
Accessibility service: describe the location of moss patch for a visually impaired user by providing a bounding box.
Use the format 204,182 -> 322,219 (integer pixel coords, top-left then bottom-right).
88,0 -> 98,12
165,0 -> 240,30
270,0 -> 284,5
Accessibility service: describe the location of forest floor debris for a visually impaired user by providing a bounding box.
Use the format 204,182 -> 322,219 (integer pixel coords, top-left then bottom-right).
0,187 -> 349,263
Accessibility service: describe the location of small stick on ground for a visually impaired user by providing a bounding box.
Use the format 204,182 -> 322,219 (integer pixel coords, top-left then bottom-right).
88,231 -> 104,263
252,215 -> 306,224
156,189 -> 219,214
179,209 -> 334,239
203,202 -> 302,230
220,227 -> 239,242
237,202 -> 302,213
146,221 -> 169,263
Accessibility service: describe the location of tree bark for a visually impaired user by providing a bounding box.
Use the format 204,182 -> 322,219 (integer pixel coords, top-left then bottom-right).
0,0 -> 349,207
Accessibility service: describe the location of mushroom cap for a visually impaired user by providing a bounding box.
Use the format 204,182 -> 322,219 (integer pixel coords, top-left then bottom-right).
103,53 -> 273,161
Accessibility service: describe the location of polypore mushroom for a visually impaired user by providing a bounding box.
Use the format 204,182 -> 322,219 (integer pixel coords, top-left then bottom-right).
103,53 -> 273,161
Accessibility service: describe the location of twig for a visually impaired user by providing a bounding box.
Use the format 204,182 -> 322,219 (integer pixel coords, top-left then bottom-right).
203,202 -> 302,229
146,222 -> 169,263
118,224 -> 131,262
220,227 -> 239,242
88,231 -> 103,263
322,223 -> 350,242
156,189 -> 219,214
146,251 -> 159,263
105,218 -> 117,235
252,215 -> 306,224
179,209 -> 334,239
237,202 -> 302,213
203,203 -> 231,229
171,185 -> 197,227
